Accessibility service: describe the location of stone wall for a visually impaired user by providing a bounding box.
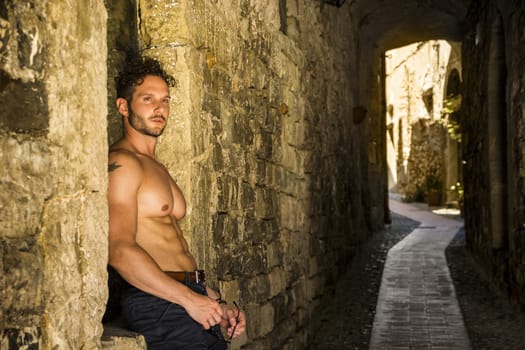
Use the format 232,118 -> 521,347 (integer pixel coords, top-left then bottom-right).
462,0 -> 525,305
384,41 -> 452,202
0,1 -> 108,349
506,0 -> 525,305
405,120 -> 446,202
1,0 -> 380,349
123,1 -> 371,348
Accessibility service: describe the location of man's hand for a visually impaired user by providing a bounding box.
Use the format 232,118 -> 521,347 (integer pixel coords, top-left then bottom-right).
220,304 -> 246,339
184,293 -> 225,329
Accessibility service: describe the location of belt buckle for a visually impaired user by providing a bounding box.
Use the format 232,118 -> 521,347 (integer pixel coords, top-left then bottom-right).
194,270 -> 201,284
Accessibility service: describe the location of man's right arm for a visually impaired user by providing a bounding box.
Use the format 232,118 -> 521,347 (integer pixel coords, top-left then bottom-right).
107,152 -> 223,329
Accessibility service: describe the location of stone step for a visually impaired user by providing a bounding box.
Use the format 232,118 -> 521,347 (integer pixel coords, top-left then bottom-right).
101,319 -> 146,350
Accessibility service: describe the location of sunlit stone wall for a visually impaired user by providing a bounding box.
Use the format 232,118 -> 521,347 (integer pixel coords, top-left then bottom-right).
122,1 -> 369,349
0,0 -> 108,349
1,0 -> 379,349
385,41 -> 452,201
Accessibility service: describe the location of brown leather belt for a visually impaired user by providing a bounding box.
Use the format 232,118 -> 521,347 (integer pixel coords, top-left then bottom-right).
164,270 -> 206,284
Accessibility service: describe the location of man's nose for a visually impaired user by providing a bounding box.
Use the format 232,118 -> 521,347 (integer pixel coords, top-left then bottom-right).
154,101 -> 166,114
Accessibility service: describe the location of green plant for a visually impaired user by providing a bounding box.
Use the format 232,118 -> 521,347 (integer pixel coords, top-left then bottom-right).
423,174 -> 442,206
441,95 -> 462,115
423,174 -> 442,192
439,95 -> 462,143
442,119 -> 462,142
449,182 -> 464,203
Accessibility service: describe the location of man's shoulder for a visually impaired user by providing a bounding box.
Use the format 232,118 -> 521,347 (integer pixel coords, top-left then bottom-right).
108,148 -> 144,175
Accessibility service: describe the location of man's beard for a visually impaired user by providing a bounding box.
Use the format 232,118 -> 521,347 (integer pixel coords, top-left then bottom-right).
128,109 -> 166,137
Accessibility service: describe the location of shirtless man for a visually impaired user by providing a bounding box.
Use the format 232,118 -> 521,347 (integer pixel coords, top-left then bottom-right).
108,55 -> 245,349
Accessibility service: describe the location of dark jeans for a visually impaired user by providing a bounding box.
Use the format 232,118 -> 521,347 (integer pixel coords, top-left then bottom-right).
121,280 -> 227,350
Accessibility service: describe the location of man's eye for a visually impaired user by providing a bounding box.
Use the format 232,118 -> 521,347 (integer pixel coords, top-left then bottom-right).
162,99 -> 171,104
143,97 -> 152,102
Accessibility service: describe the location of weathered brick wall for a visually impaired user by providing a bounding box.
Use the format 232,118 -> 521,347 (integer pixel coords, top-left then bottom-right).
1,0 -> 379,349
0,0 -> 108,349
356,38 -> 391,230
462,0 -> 525,305
462,0 -> 502,291
106,0 -> 138,147
385,41 -> 451,202
125,1 -> 370,349
503,0 -> 525,304
405,120 -> 446,201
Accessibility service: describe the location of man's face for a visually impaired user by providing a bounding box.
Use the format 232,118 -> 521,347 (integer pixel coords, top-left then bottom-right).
127,75 -> 171,137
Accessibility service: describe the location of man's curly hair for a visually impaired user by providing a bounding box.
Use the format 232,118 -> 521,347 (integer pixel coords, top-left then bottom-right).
115,54 -> 176,102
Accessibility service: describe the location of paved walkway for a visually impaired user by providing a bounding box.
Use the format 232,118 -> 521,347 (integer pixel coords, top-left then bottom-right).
369,199 -> 471,350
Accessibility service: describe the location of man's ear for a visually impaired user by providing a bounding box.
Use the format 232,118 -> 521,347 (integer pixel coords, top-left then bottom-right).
116,98 -> 129,117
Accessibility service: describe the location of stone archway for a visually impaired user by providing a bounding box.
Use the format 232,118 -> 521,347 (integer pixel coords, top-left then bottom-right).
443,65 -> 463,205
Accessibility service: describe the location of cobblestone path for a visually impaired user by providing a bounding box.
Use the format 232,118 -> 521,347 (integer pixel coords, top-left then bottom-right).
309,199 -> 525,350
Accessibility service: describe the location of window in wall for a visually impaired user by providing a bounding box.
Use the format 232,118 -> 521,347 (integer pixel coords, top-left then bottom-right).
422,88 -> 433,116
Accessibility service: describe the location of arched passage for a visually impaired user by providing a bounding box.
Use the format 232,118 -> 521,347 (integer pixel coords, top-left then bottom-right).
443,63 -> 463,205
354,0 -> 469,220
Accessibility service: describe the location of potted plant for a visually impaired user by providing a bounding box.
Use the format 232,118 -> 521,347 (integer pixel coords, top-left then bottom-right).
449,182 -> 464,216
423,174 -> 442,206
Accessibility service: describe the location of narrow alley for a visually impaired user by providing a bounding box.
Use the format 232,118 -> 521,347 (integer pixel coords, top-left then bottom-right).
311,198 -> 525,350
3,1 -> 525,349
370,200 -> 469,349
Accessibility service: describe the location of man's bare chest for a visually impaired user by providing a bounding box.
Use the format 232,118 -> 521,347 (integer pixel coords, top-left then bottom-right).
136,159 -> 182,218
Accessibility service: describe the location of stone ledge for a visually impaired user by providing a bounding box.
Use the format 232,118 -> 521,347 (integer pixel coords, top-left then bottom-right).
101,320 -> 146,350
